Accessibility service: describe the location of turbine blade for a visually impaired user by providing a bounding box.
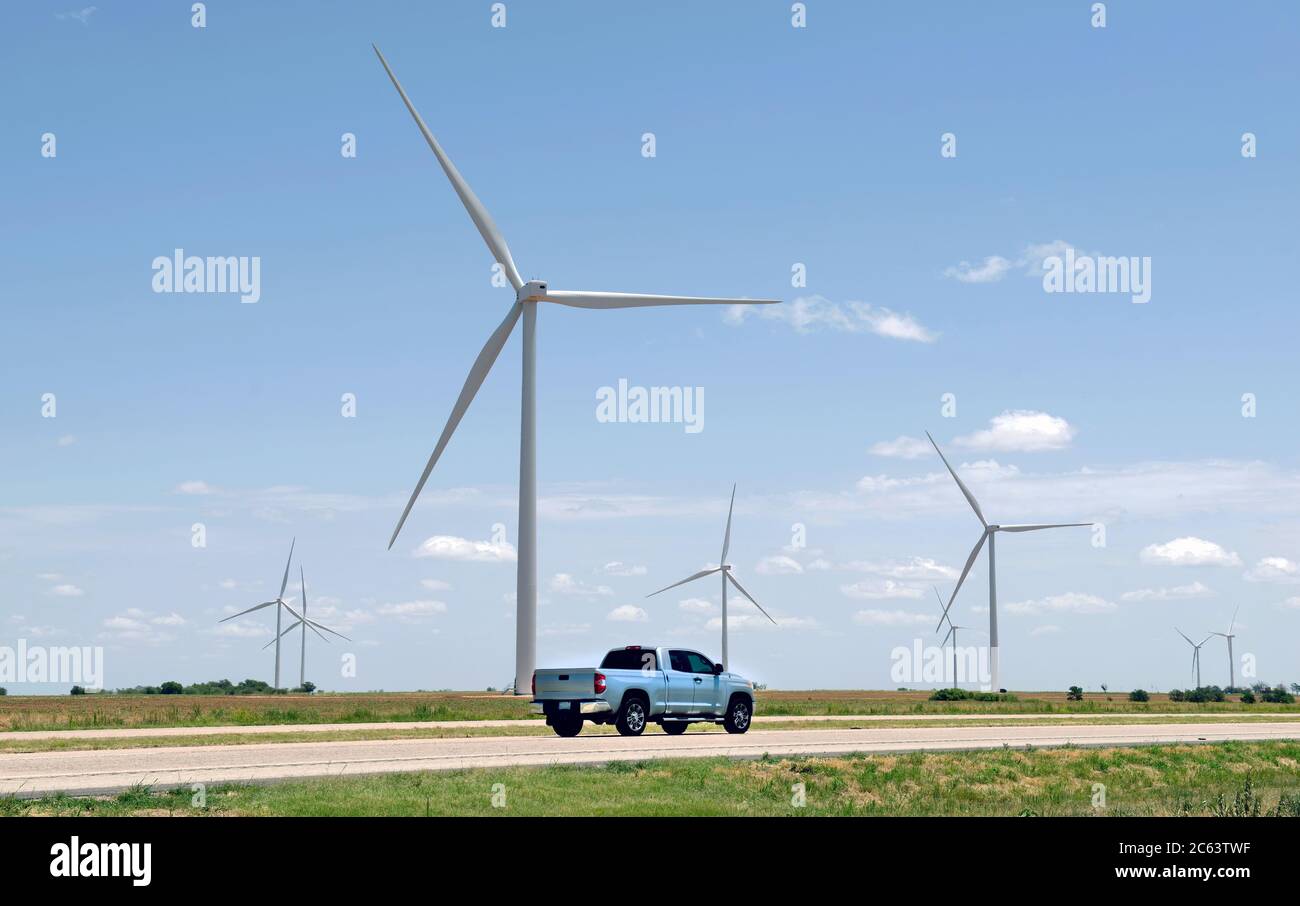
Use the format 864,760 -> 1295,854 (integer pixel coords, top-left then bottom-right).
938,532 -> 988,632
646,567 -> 722,597
1175,627 -> 1194,645
219,601 -> 276,622
372,45 -> 523,290
305,621 -> 331,643
998,523 -> 1092,532
925,431 -> 987,527
389,302 -> 524,549
933,586 -> 952,632
305,618 -> 350,642
1229,603 -> 1239,635
278,537 -> 296,601
543,290 -> 781,310
262,621 -> 303,650
726,572 -> 777,625
300,567 -> 307,619
942,626 -> 955,647
720,484 -> 736,564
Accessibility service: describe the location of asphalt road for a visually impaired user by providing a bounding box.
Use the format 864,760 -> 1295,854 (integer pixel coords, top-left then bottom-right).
3,720 -> 1299,797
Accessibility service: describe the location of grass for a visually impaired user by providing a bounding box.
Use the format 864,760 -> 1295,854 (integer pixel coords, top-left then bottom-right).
2,713 -> 1298,754
2,689 -> 1296,733
4,740 -> 1300,817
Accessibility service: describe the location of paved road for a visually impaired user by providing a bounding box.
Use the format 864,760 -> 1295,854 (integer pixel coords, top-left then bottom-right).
3,720 -> 1298,797
5,711 -> 1292,741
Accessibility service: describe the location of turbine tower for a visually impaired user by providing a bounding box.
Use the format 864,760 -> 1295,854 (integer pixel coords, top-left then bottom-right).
928,431 -> 1092,691
646,485 -> 776,668
1209,605 -> 1240,690
1176,628 -> 1212,688
373,46 -> 780,693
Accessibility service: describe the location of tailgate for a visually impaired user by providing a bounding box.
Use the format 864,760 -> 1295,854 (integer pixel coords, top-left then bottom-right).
533,668 -> 597,699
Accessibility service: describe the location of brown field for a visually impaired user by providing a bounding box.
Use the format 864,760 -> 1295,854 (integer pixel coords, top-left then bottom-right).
0,688 -> 1293,732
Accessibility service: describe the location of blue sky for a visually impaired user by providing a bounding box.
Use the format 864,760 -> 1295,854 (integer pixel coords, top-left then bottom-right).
3,1 -> 1299,692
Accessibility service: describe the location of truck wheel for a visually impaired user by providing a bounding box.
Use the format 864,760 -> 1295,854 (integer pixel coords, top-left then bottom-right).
723,697 -> 752,734
661,722 -> 689,735
615,697 -> 648,736
552,714 -> 583,737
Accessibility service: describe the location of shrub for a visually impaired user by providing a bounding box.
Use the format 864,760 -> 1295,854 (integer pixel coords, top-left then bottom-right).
1129,689 -> 1150,702
1066,686 -> 1084,701
1169,689 -> 1186,702
1240,689 -> 1256,704
70,685 -> 86,695
159,681 -> 183,695
1261,686 -> 1295,704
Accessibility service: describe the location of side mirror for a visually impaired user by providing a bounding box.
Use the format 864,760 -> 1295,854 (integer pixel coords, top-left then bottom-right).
713,663 -> 724,674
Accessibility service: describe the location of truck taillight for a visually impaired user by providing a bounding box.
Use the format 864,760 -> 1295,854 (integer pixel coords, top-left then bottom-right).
594,672 -> 606,694
531,671 -> 536,697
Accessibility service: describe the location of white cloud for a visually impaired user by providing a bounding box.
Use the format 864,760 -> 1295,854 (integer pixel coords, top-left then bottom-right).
868,435 -> 932,459
953,411 -> 1076,453
420,579 -> 453,591
1030,625 -> 1062,637
678,597 -> 714,612
150,612 -> 187,626
1005,592 -> 1116,615
377,600 -> 447,621
840,557 -> 956,581
1120,582 -> 1213,603
57,435 -> 76,447
943,255 -> 1012,284
549,573 -> 614,598
211,622 -> 269,638
1140,537 -> 1241,567
599,561 -> 647,577
755,554 -> 804,575
841,580 -> 925,600
1244,557 -> 1300,584
943,240 -> 1079,284
218,578 -> 238,590
724,295 -> 937,343
174,480 -> 218,495
851,609 -> 932,626
56,7 -> 97,25
608,605 -> 649,623
1277,597 -> 1300,611
49,584 -> 84,597
706,613 -> 814,631
414,535 -> 516,562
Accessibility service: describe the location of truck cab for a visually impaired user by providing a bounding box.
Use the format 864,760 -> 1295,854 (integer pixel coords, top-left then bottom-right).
531,645 -> 756,737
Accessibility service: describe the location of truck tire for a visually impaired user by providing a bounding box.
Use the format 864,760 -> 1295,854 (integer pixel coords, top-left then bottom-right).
552,713 -> 583,737
615,696 -> 648,736
661,721 -> 689,735
723,696 -> 752,734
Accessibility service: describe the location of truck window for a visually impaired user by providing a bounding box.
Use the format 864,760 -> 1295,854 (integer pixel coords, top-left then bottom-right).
599,648 -> 657,671
668,650 -> 691,672
684,652 -> 715,674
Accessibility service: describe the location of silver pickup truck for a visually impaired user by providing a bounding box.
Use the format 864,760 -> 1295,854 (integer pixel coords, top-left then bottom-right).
531,645 -> 756,737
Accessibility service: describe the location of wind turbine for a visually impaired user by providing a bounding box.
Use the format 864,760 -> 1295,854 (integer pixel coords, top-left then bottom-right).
1208,606 -> 1240,689
933,586 -> 973,689
373,46 -> 781,694
646,485 -> 776,668
219,538 -> 299,689
928,431 -> 1092,691
1175,628 -> 1212,688
261,566 -> 350,688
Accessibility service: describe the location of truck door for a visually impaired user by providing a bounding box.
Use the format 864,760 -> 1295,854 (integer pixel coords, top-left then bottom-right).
683,650 -> 723,715
665,650 -> 698,714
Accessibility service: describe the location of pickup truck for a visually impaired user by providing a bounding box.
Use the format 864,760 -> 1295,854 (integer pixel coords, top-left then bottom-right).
531,645 -> 756,737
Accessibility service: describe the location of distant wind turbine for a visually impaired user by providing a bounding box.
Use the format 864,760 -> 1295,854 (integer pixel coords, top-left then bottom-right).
933,586 -> 974,689
219,538 -> 299,689
260,566 -> 350,688
646,485 -> 776,668
1208,605 -> 1240,689
373,45 -> 781,694
928,431 -> 1093,691
1175,628 -> 1213,688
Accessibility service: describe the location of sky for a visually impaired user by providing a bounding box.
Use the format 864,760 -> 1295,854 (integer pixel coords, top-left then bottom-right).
2,1 -> 1299,693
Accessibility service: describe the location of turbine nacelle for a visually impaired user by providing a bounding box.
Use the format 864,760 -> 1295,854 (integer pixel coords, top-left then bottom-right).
517,280 -> 548,303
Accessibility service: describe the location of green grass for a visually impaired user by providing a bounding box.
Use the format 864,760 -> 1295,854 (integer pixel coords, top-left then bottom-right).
5,740 -> 1300,817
